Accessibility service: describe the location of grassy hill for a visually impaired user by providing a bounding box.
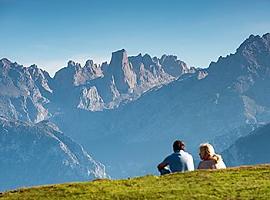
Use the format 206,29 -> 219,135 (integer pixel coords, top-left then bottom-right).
1,165 -> 270,200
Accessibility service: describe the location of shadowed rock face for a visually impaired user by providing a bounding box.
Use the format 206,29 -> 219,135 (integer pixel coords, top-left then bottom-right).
0,117 -> 107,191
222,123 -> 270,166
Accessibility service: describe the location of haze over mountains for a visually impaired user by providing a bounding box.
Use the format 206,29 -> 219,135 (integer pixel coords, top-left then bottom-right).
1,33 -> 270,190
0,117 -> 107,191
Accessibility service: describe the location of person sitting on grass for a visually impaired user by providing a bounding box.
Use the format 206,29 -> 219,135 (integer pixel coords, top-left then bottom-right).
197,143 -> 226,169
157,140 -> 194,175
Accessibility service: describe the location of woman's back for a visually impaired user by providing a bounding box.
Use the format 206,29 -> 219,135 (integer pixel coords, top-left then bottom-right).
198,158 -> 226,169
197,143 -> 226,170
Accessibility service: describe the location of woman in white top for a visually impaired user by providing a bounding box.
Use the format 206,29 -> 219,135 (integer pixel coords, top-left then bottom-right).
197,143 -> 226,169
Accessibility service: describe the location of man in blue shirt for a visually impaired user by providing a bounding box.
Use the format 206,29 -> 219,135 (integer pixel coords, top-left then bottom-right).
157,140 -> 194,175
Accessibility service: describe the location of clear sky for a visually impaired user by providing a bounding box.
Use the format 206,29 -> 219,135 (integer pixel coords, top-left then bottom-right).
1,0 -> 270,76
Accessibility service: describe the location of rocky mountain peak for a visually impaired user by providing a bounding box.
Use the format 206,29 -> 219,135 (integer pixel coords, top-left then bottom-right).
159,54 -> 189,76
142,54 -> 154,66
109,49 -> 128,67
28,64 -> 44,73
67,60 -> 76,67
128,53 -> 143,64
28,64 -> 53,95
208,33 -> 270,77
85,59 -> 94,68
101,49 -> 137,93
262,33 -> 270,40
29,64 -> 38,69
236,33 -> 270,55
28,64 -> 43,77
160,54 -> 168,63
67,60 -> 81,71
0,58 -> 12,66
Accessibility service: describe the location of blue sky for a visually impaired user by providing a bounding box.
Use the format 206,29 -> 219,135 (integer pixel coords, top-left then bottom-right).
1,0 -> 270,75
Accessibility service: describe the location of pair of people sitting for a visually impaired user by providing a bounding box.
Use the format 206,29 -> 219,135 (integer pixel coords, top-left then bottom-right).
157,140 -> 226,174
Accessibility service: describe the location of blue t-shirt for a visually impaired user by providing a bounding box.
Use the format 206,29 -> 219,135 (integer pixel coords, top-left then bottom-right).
162,150 -> 194,172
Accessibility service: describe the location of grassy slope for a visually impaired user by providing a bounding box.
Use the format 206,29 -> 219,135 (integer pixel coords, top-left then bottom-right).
1,165 -> 270,200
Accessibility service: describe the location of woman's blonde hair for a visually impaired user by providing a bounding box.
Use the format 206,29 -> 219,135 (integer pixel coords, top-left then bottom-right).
199,143 -> 221,163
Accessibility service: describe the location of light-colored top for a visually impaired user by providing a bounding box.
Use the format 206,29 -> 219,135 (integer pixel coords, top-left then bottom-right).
198,159 -> 226,169
162,150 -> 194,172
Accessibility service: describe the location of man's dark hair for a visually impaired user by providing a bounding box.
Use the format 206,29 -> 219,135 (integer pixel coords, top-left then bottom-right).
173,140 -> 185,152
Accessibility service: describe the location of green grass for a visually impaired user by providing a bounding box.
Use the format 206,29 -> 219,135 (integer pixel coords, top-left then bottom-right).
1,165 -> 270,200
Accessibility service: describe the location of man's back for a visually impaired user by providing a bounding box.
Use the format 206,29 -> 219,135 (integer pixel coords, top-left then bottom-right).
163,150 -> 194,172
157,140 -> 194,174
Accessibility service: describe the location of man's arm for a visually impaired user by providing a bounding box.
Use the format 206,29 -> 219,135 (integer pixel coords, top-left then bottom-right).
157,155 -> 170,171
157,162 -> 168,171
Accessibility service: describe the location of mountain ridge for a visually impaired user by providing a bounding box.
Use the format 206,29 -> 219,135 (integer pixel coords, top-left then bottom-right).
1,32 -> 270,180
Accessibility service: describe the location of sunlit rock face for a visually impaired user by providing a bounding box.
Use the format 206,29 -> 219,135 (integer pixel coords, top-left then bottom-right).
0,49 -> 192,121
51,49 -> 192,111
0,59 -> 50,123
78,86 -> 105,111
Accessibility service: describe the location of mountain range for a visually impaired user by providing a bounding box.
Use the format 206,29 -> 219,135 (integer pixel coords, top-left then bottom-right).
1,33 -> 270,189
51,33 -> 270,177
